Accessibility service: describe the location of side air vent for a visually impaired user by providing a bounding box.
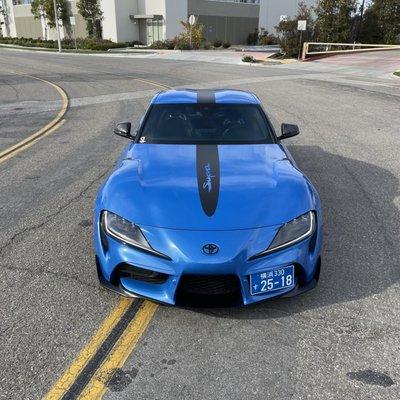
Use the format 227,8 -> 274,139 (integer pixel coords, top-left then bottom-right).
113,263 -> 169,284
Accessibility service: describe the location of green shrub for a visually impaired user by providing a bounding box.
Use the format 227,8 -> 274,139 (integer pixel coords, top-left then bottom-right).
242,55 -> 256,63
150,39 -> 175,49
174,39 -> 192,50
246,31 -> 258,45
178,21 -> 204,49
222,42 -> 231,49
128,40 -> 143,46
213,39 -> 222,48
275,2 -> 314,58
0,36 -> 57,48
150,40 -> 168,49
79,37 -> 125,50
164,39 -> 176,50
259,34 -> 279,45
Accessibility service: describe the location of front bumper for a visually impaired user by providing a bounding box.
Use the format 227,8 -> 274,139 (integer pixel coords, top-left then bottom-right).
94,216 -> 322,306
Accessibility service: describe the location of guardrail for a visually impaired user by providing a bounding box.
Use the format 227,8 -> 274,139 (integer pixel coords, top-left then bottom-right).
302,42 -> 400,60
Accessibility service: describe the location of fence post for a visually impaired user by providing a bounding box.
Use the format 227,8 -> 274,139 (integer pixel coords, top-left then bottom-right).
301,42 -> 308,60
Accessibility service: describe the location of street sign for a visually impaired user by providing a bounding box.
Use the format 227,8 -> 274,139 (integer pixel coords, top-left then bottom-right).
298,20 -> 307,31
69,16 -> 76,26
188,15 -> 196,26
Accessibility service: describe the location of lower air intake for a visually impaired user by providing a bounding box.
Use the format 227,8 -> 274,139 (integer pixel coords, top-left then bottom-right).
113,263 -> 169,284
175,274 -> 242,307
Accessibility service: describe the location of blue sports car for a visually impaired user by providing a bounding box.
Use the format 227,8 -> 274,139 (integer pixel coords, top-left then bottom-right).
94,89 -> 322,306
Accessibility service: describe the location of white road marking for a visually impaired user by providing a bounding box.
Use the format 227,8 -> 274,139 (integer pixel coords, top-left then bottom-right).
2,72 -> 399,118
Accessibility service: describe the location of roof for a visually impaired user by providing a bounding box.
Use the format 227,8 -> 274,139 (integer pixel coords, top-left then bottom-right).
152,89 -> 260,105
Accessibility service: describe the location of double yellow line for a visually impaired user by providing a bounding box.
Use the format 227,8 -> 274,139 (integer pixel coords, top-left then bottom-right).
0,70 -> 171,398
42,77 -> 172,400
0,71 -> 68,165
0,74 -> 171,165
44,299 -> 158,400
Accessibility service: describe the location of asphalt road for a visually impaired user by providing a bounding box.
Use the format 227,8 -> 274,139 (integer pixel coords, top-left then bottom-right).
0,48 -> 399,400
0,71 -> 60,152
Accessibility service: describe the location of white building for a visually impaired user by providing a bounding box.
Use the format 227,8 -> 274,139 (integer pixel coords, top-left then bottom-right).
100,0 -> 261,44
100,0 -> 189,44
258,0 -> 316,35
1,0 -> 315,45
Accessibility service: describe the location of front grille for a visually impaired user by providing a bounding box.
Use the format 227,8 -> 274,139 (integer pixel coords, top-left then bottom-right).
178,275 -> 240,295
112,263 -> 169,285
175,275 -> 242,307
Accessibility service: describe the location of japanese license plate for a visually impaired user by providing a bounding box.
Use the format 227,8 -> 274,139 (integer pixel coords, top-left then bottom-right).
250,265 -> 295,295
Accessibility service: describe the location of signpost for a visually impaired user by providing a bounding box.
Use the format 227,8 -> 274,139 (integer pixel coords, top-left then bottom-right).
53,0 -> 62,52
297,20 -> 307,60
188,14 -> 195,48
297,20 -> 307,31
70,16 -> 77,50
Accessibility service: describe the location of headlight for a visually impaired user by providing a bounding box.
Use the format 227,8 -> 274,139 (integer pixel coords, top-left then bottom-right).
101,211 -> 170,260
250,211 -> 315,260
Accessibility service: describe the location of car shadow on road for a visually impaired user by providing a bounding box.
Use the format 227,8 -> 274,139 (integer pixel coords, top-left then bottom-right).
189,145 -> 400,319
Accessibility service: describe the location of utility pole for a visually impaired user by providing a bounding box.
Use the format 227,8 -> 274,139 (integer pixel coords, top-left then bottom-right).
53,0 -> 62,52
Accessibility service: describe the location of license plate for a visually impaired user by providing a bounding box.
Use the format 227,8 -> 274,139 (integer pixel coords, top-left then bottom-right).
250,265 -> 295,295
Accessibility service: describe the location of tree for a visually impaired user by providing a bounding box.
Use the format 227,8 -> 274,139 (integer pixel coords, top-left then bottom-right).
371,0 -> 400,44
31,0 -> 69,38
0,0 -> 10,37
31,0 -> 71,39
77,0 -> 103,38
356,0 -> 400,44
314,0 -> 357,43
275,2 -> 315,57
0,4 -> 5,37
357,6 -> 384,43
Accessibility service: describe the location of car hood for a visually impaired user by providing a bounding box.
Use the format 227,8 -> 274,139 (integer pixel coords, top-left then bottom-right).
99,144 -> 315,230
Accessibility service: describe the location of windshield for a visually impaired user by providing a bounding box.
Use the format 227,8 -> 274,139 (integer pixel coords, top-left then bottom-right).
138,104 -> 275,144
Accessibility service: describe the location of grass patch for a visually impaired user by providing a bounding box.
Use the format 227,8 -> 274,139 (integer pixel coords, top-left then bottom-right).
394,71 -> 400,77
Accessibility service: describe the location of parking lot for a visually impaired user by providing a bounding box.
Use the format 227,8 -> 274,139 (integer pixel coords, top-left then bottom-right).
0,48 -> 399,399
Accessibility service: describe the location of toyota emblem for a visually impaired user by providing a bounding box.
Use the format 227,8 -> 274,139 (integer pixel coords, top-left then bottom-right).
202,243 -> 219,255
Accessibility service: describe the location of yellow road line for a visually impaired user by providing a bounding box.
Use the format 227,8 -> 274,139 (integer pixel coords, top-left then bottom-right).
43,76 -> 166,400
78,301 -> 158,399
133,77 -> 172,90
0,71 -> 68,164
0,119 -> 66,164
44,298 -> 133,400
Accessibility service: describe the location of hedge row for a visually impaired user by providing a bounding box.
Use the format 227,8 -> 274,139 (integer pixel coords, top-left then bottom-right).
0,37 -> 128,51
150,38 -> 231,50
0,36 -> 234,51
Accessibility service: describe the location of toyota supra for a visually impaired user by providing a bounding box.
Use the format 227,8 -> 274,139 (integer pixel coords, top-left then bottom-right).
94,89 -> 322,306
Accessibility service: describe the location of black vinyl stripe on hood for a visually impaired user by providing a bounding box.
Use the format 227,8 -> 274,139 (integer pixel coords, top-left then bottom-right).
197,89 -> 215,103
196,145 -> 220,217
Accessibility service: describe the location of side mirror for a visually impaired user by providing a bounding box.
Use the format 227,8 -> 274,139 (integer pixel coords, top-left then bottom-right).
278,123 -> 300,140
114,122 -> 134,139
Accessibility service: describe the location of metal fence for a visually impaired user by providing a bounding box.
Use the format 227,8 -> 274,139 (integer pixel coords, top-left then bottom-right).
302,42 -> 400,60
